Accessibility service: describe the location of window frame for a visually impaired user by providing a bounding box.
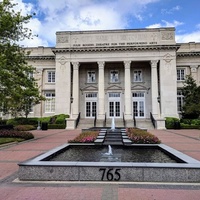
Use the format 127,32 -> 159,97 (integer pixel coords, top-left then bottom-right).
87,71 -> 96,83
177,90 -> 184,113
47,71 -> 55,83
133,69 -> 143,82
177,68 -> 185,81
110,70 -> 119,83
44,92 -> 55,113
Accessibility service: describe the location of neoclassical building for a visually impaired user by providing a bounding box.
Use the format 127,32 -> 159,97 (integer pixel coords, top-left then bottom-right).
21,28 -> 200,129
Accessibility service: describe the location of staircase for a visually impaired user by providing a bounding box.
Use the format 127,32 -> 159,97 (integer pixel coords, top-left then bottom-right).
77,118 -> 154,130
126,119 -> 154,130
105,118 -> 124,128
103,129 -> 123,145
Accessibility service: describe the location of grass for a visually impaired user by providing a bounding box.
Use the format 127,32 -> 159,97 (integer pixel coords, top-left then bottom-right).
0,137 -> 24,145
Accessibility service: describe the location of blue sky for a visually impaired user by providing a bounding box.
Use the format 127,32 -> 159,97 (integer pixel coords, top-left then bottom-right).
12,0 -> 200,47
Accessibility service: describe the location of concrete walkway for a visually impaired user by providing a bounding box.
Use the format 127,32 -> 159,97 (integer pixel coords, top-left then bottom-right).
1,129 -> 200,200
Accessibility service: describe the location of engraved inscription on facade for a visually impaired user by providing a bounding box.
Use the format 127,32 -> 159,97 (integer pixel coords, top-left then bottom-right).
57,36 -> 69,43
161,32 -> 173,40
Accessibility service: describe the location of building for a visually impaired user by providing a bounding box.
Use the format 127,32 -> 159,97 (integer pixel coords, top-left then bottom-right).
24,27 -> 200,129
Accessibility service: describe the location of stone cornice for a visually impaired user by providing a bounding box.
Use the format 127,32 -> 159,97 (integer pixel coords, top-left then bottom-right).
177,52 -> 200,57
26,55 -> 55,60
52,45 -> 180,53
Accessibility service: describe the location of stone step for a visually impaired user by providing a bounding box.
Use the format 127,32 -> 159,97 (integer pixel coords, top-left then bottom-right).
103,141 -> 123,145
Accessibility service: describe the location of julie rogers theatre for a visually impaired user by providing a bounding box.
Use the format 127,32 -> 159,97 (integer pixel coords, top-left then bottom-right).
11,27 -> 200,130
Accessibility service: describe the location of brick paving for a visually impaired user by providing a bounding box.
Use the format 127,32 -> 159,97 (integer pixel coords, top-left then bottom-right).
1,128 -> 200,200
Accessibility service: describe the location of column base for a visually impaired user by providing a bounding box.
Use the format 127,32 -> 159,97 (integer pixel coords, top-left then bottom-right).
97,114 -> 105,120
65,118 -> 76,130
155,119 -> 166,130
124,114 -> 132,120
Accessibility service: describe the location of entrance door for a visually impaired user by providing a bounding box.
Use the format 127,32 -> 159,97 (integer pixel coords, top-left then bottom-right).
86,101 -> 97,117
132,92 -> 145,118
85,93 -> 97,118
108,93 -> 121,118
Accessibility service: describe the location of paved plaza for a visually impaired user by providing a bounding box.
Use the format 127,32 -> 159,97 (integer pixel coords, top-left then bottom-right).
1,129 -> 200,200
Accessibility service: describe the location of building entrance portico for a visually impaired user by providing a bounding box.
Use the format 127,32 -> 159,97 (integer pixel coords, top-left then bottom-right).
56,28 -> 179,129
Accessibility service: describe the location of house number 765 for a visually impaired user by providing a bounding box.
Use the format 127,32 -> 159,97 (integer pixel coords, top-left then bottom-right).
99,168 -> 121,181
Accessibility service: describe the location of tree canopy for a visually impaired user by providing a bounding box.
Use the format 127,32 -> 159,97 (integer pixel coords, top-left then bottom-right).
181,75 -> 200,119
0,0 -> 44,118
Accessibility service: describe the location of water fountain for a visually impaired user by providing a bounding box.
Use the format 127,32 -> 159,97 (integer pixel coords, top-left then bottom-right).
111,117 -> 115,131
18,120 -> 200,182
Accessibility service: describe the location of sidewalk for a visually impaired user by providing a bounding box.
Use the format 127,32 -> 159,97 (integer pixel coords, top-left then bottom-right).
0,129 -> 200,200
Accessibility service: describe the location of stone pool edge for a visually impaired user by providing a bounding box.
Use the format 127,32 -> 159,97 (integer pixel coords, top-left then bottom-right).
18,143 -> 200,183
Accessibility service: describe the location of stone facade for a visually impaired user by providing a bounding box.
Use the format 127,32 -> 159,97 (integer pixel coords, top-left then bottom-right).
11,28 -> 200,129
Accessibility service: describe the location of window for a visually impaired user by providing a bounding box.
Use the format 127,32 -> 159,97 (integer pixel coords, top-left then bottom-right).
133,70 -> 142,82
28,72 -> 33,79
177,90 -> 184,112
87,71 -> 96,83
48,71 -> 55,83
132,92 -> 145,97
110,70 -> 119,83
86,93 -> 97,98
45,92 -> 55,113
109,93 -> 120,98
177,69 -> 185,81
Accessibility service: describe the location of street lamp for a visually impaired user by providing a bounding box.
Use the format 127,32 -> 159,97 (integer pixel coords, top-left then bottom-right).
70,97 -> 73,118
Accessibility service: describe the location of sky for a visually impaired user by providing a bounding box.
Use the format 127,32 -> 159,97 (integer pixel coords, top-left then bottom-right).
8,0 -> 200,47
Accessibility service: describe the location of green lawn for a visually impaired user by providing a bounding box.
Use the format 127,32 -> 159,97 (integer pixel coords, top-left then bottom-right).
0,138 -> 24,145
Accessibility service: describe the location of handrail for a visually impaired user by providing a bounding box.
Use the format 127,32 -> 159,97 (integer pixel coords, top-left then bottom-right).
123,112 -> 126,127
150,112 -> 156,129
94,113 -> 97,127
103,113 -> 106,127
75,112 -> 81,128
133,114 -> 136,127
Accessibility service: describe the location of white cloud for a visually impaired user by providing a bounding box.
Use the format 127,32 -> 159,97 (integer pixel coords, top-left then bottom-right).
161,5 -> 181,15
146,20 -> 183,28
25,0 -> 161,46
176,31 -> 200,43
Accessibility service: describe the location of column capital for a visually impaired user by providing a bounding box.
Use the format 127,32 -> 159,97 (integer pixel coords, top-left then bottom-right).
150,60 -> 159,67
72,62 -> 79,70
97,61 -> 105,69
124,61 -> 131,69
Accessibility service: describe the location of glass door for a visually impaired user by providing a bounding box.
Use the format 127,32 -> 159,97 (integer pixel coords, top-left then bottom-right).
108,93 -> 121,118
86,101 -> 97,118
132,92 -> 145,118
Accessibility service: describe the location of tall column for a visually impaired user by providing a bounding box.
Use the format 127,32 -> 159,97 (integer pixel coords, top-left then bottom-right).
98,61 -> 105,119
124,61 -> 132,119
55,56 -> 71,115
151,60 -> 159,118
72,62 -> 80,118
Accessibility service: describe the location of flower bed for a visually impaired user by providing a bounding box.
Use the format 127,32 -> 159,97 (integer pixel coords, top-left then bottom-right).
0,129 -> 34,140
68,131 -> 99,143
127,128 -> 161,144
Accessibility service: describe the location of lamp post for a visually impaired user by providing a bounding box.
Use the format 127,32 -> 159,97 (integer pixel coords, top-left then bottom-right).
70,97 -> 73,118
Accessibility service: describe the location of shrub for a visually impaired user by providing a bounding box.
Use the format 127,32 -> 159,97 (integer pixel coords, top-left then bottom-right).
14,125 -> 35,131
69,131 -> 99,143
127,128 -> 161,144
55,114 -> 69,124
48,124 -> 65,129
180,123 -> 199,129
0,119 -> 7,125
165,117 -> 180,129
0,125 -> 13,130
0,130 -> 34,140
7,118 -> 38,126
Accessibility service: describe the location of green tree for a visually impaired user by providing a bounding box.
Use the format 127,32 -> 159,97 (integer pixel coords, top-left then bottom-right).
181,75 -> 200,119
0,0 -> 44,118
